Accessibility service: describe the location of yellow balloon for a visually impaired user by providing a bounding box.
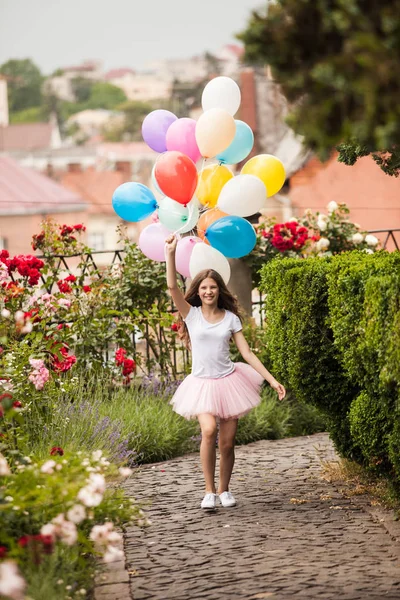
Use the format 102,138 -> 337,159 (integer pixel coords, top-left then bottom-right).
241,154 -> 286,197
196,164 -> 233,208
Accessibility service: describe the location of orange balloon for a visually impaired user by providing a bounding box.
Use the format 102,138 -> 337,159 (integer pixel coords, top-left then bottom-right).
197,208 -> 228,244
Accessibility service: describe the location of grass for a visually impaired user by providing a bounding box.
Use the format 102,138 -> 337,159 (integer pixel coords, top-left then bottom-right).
236,387 -> 326,446
99,386 -> 200,464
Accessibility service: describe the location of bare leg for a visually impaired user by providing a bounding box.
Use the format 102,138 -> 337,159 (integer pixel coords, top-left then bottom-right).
218,418 -> 238,494
197,413 -> 218,493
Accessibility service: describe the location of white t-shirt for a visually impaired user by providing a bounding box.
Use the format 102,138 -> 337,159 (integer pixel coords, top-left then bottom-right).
184,305 -> 242,379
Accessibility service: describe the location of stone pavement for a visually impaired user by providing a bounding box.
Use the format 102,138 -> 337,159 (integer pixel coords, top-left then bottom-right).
95,433 -> 400,600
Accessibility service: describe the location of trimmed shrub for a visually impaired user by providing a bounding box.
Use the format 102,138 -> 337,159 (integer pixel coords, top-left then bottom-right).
349,391 -> 393,469
260,256 -> 360,459
327,251 -> 400,395
260,250 -> 400,485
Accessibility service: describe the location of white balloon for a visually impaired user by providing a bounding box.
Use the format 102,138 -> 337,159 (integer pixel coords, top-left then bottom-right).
189,242 -> 231,285
217,174 -> 267,217
202,76 -> 241,116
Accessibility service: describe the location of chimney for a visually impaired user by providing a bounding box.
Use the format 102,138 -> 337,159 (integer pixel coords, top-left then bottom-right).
238,68 -> 258,167
115,161 -> 131,181
67,163 -> 82,173
0,76 -> 9,126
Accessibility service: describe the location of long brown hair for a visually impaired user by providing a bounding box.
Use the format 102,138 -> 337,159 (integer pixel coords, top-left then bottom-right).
175,269 -> 243,348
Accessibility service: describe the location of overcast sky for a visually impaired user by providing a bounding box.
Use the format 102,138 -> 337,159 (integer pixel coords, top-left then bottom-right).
0,0 -> 263,75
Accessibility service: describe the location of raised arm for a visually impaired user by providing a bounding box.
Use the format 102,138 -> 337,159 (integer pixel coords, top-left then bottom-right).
165,235 -> 191,319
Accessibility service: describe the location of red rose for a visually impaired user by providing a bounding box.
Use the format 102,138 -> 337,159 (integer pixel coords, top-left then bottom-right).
171,323 -> 179,332
28,257 -> 44,270
13,401 -> 22,408
18,535 -> 30,548
73,224 -> 86,231
0,546 -> 7,559
82,285 -> 91,293
24,308 -> 41,323
60,225 -> 74,237
17,262 -> 30,277
32,231 -> 45,251
57,280 -> 72,293
50,446 -> 64,456
52,346 -> 77,372
65,274 -> 76,283
122,358 -> 136,376
28,269 -> 41,286
0,250 -> 9,262
115,348 -> 127,365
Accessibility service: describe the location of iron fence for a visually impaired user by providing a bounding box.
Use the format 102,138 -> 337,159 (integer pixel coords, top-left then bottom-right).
368,229 -> 400,251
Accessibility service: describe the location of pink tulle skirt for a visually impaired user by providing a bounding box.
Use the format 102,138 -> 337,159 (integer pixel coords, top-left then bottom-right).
170,362 -> 264,421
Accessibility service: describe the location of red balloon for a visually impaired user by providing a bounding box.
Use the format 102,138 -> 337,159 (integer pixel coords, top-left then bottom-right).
154,151 -> 198,206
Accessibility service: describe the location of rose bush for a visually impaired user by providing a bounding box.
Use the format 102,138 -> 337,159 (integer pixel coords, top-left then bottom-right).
246,202 -> 379,287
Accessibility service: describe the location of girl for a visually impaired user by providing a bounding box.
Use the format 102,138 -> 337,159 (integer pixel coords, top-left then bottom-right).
165,234 -> 286,510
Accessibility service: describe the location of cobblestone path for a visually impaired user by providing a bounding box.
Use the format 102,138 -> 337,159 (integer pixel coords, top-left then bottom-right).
96,433 -> 400,600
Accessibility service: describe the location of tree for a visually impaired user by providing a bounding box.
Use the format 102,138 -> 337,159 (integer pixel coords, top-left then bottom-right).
71,76 -> 93,103
103,100 -> 153,142
86,82 -> 127,110
238,0 -> 400,176
0,58 -> 43,112
9,106 -> 44,124
204,51 -> 222,77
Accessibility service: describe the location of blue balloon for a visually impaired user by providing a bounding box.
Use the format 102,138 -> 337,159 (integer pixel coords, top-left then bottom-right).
216,120 -> 254,165
112,182 -> 158,222
205,215 -> 257,258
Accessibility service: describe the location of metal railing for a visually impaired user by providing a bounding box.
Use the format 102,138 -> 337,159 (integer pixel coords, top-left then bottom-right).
368,229 -> 400,251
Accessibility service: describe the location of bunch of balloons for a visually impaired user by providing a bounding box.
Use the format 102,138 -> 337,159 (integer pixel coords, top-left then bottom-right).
112,76 -> 286,284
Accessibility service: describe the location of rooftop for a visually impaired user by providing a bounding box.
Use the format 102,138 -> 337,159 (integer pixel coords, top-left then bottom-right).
0,155 -> 87,216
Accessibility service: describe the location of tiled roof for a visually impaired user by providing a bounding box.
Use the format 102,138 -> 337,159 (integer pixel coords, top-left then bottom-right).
0,156 -> 87,216
0,123 -> 53,152
222,44 -> 244,57
290,153 -> 400,231
98,142 -> 157,160
61,166 -> 128,215
62,61 -> 99,72
104,68 -> 135,80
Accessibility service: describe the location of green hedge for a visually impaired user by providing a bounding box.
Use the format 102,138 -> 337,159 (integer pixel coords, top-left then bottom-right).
260,251 -> 400,484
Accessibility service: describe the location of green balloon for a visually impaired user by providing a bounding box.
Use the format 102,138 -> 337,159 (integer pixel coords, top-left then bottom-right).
158,197 -> 199,233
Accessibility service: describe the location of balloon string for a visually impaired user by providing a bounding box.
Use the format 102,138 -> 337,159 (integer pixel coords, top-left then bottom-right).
172,199 -> 198,236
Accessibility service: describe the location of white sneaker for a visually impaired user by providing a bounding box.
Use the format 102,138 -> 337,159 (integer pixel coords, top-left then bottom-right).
201,493 -> 217,509
218,491 -> 236,507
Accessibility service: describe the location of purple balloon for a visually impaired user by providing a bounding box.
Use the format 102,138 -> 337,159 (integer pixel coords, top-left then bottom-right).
142,110 -> 178,153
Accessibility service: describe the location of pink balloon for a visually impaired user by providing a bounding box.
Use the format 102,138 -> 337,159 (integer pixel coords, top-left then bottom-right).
166,118 -> 202,164
138,223 -> 171,262
175,236 -> 202,277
